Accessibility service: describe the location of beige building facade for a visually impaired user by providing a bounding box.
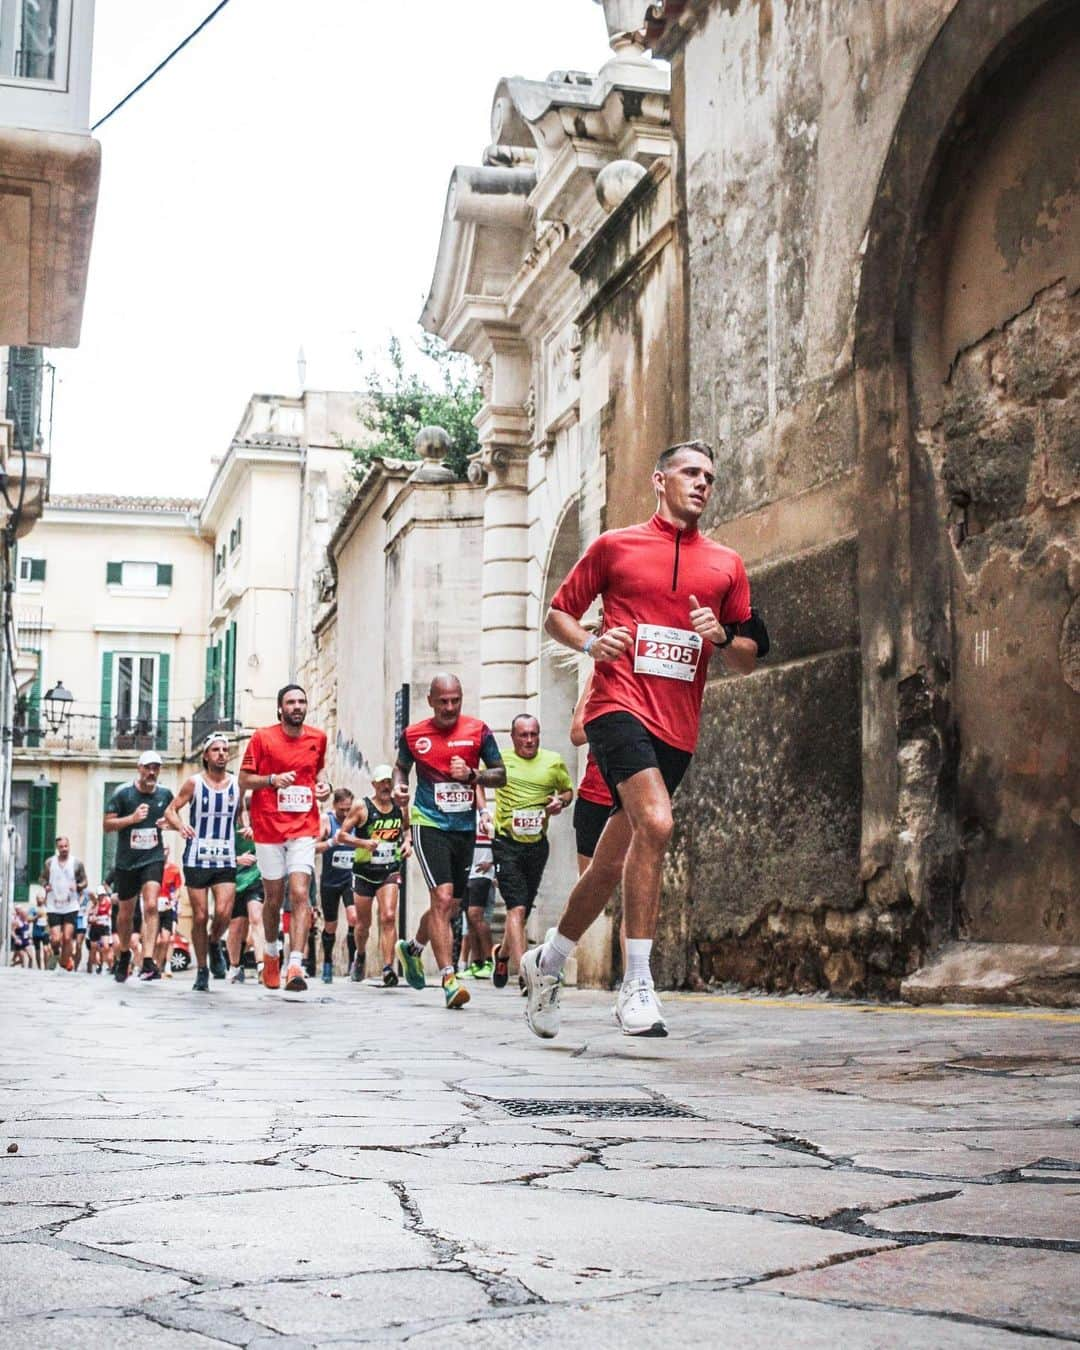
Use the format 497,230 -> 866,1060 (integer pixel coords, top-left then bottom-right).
315,449 -> 485,973
195,390 -> 363,746
10,495 -> 206,896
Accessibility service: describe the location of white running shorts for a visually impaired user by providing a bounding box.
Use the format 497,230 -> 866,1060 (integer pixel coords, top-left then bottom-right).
254,837 -> 316,882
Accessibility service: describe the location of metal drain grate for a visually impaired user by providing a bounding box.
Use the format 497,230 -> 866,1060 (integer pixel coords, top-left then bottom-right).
493,1098 -> 700,1120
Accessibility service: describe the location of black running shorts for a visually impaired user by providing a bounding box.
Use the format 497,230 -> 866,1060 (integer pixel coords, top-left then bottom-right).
114,862 -> 164,903
573,796 -> 612,859
46,911 -> 77,930
466,875 -> 494,915
492,834 -> 550,915
183,866 -> 237,890
320,881 -> 356,922
352,870 -> 400,901
412,826 -> 474,898
231,885 -> 263,921
585,711 -> 692,807
158,907 -> 175,933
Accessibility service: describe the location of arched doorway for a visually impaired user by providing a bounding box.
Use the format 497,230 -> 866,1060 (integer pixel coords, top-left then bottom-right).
855,0 -> 1079,961
535,495 -> 613,985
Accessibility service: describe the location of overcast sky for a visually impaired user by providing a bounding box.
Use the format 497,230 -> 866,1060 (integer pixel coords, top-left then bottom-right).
49,0 -> 614,496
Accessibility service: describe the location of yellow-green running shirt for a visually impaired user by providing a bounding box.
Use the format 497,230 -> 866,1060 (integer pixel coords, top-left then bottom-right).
494,748 -> 573,844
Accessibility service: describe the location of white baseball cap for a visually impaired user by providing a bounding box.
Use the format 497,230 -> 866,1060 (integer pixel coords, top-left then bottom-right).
138,750 -> 163,767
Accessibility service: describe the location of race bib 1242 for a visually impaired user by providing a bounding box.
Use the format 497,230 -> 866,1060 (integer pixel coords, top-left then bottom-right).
130,827 -> 158,851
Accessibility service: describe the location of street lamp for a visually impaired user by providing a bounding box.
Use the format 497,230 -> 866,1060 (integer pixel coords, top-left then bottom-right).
42,680 -> 74,733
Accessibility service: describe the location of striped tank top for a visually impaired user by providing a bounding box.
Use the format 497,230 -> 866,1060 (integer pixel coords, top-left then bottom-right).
183,774 -> 239,870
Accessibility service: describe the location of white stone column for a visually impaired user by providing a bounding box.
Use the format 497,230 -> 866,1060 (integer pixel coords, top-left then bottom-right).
474,338 -> 533,738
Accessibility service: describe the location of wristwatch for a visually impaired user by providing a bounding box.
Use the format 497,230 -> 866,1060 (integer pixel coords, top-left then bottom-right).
716,624 -> 735,649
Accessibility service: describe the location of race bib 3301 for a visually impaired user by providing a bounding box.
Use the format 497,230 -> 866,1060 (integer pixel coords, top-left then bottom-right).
277,785 -> 313,813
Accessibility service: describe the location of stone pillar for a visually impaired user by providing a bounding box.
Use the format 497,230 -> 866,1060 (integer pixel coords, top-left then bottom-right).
473,339 -> 532,737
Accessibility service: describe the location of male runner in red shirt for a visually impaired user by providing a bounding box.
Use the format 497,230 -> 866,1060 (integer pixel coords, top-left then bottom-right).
392,673 -> 504,1010
240,684 -> 331,995
523,439 -> 766,1038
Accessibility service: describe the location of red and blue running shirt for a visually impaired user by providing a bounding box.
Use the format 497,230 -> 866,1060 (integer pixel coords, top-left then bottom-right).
398,716 -> 503,832
550,513 -> 751,753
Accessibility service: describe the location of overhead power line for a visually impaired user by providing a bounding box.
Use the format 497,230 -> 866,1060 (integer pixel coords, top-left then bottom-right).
91,0 -> 234,132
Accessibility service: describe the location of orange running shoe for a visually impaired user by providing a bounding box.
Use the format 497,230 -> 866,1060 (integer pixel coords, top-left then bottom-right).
262,953 -> 281,989
284,965 -> 307,994
63,958 -> 74,972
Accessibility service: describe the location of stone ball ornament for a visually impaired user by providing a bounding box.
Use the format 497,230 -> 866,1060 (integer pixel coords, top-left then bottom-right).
411,425 -> 456,483
595,159 -> 647,213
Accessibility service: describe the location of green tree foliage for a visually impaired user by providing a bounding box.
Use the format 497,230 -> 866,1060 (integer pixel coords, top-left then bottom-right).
351,333 -> 481,481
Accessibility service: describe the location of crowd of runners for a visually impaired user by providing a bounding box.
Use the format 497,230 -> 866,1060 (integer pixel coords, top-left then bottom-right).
9,441 -> 767,1037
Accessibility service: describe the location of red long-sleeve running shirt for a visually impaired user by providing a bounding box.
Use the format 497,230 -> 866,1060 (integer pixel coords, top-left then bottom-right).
550,513 -> 751,753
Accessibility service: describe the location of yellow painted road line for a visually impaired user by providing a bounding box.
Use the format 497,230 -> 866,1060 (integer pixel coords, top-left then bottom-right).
663,994 -> 1080,1024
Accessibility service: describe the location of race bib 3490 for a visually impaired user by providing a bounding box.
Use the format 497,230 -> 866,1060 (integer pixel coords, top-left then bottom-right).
434,782 -> 474,813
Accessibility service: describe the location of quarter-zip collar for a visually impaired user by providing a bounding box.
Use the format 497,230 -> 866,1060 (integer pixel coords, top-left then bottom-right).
649,512 -> 699,590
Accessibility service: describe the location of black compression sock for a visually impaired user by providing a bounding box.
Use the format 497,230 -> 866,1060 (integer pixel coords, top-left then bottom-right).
321,930 -> 335,960
347,933 -> 357,965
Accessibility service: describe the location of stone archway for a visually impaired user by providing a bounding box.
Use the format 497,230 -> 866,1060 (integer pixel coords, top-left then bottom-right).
534,496 -> 585,948
854,0 -> 1079,972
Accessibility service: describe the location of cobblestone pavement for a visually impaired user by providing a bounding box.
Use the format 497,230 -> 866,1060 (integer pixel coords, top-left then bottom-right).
0,967 -> 1077,1347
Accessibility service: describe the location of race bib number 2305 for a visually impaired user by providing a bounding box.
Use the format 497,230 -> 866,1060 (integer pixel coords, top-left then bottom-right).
634,624 -> 702,682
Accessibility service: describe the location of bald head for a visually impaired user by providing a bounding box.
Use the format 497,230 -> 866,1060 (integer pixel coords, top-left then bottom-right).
429,672 -> 462,698
427,672 -> 464,728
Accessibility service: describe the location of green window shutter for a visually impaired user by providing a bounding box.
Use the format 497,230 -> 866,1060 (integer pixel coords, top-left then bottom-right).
99,651 -> 114,749
156,563 -> 173,586
101,779 -> 124,879
106,561 -> 122,585
27,663 -> 42,749
224,622 -> 236,721
156,653 -> 171,751
30,558 -> 46,582
28,783 -> 58,887
204,646 -> 214,700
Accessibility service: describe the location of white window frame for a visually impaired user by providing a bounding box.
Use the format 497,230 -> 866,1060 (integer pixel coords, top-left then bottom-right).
112,651 -> 159,731
0,0 -> 94,134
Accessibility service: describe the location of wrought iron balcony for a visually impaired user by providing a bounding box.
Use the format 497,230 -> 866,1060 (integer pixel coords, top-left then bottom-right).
11,711 -> 192,758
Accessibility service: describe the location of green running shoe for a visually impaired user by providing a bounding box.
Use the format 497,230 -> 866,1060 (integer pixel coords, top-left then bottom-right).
395,939 -> 426,991
443,972 -> 470,1009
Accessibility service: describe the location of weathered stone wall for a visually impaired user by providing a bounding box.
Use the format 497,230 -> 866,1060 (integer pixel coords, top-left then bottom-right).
654,0 -> 1079,994
654,0 -> 951,992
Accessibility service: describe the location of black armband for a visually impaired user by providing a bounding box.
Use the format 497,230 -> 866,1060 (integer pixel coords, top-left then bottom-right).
735,607 -> 770,658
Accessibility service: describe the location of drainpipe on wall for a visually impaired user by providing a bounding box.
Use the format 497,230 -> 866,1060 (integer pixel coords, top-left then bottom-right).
289,444 -> 307,682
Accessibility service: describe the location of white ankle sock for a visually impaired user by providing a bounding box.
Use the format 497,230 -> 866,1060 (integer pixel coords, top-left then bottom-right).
287,949 -> 303,968
625,938 -> 653,984
539,929 -> 575,978
265,940 -> 280,957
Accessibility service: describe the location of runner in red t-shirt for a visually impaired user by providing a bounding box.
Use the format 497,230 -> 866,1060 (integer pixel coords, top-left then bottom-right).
521,440 -> 766,1041
239,684 -> 331,995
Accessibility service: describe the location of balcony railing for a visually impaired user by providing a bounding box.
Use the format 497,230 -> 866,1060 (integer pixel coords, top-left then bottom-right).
11,712 -> 192,758
192,694 -> 236,751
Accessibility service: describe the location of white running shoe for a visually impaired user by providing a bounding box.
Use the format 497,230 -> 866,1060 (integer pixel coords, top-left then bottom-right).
614,979 -> 668,1037
520,946 -> 562,1039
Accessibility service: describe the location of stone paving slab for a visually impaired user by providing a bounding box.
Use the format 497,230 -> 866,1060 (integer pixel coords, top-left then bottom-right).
763,1242 -> 1080,1338
873,1181 -> 1080,1242
402,1286 -> 1056,1348
1,969 -> 1078,1346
